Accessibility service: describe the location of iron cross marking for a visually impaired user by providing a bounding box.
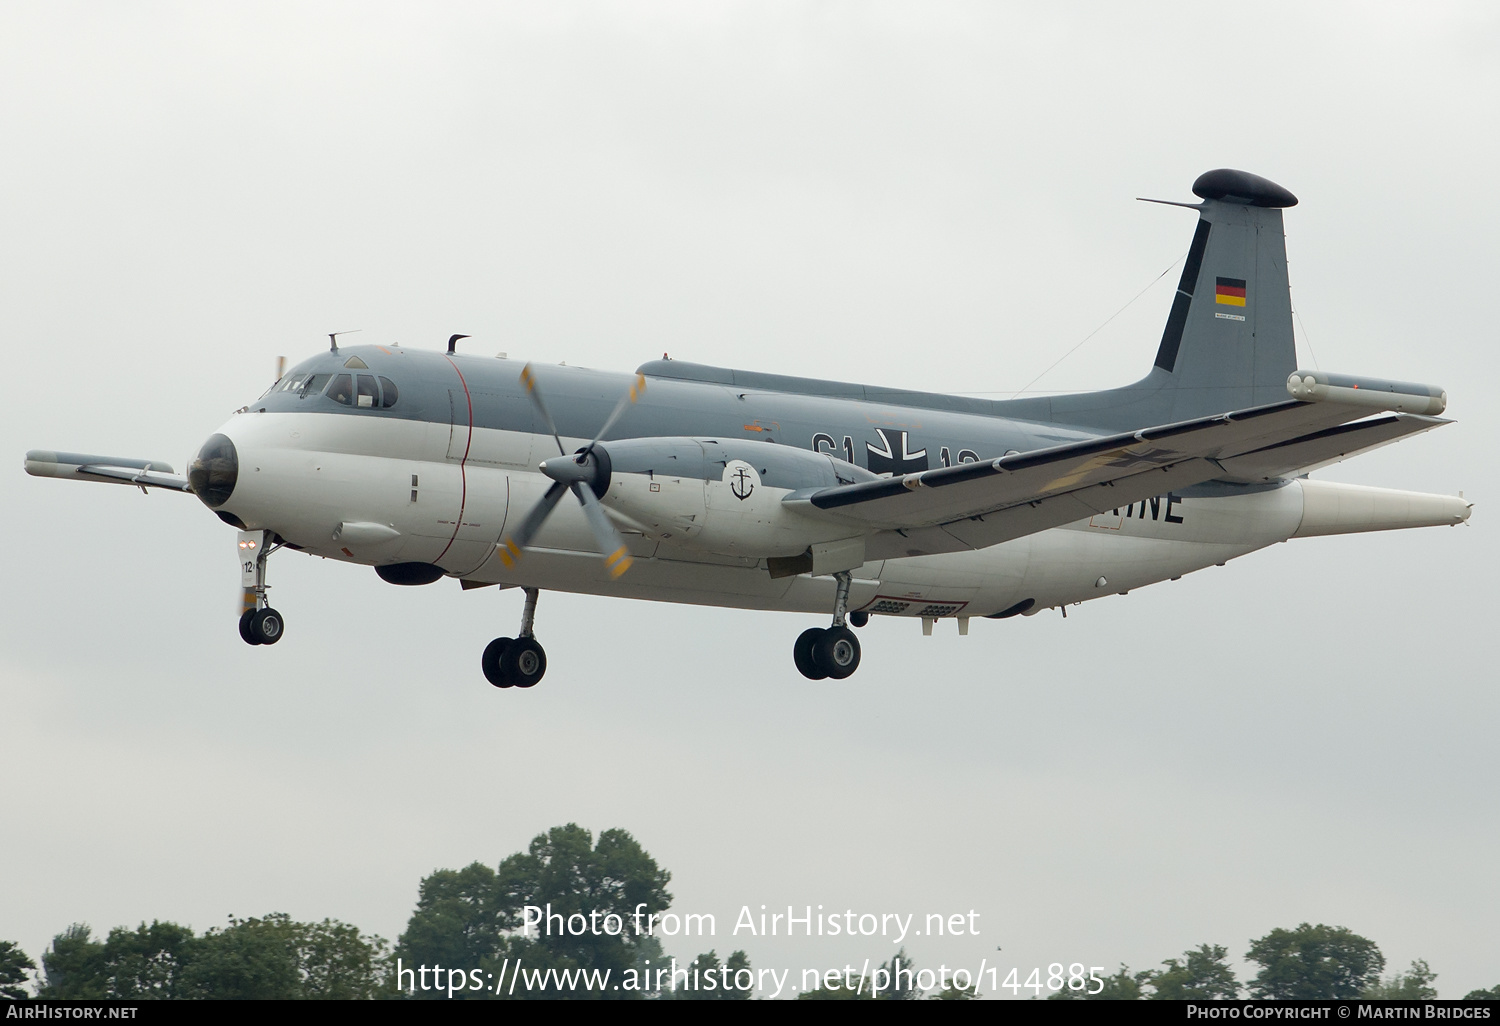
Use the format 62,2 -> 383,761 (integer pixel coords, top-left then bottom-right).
866,428 -> 930,476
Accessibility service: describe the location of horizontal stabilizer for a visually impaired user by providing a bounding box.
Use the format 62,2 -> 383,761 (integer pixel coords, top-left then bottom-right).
24,449 -> 193,492
1215,414 -> 1448,483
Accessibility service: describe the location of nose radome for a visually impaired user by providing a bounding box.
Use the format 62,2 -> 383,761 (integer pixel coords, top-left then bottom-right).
189,433 -> 238,508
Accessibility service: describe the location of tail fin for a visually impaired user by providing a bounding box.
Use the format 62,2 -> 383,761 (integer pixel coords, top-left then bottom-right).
1009,169 -> 1301,430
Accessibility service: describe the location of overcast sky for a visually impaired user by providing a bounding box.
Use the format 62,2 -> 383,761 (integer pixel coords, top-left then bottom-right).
4,0 -> 1496,999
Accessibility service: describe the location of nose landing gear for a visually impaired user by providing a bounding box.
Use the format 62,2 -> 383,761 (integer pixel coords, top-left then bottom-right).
793,571 -> 863,680
237,529 -> 286,646
483,587 -> 548,689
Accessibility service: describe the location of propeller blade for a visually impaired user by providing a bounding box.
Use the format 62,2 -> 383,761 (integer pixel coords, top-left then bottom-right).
572,483 -> 634,579
519,363 -> 567,457
497,480 -> 568,568
588,372 -> 647,447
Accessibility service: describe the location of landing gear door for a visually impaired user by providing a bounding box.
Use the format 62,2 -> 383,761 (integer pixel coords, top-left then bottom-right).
237,530 -> 267,588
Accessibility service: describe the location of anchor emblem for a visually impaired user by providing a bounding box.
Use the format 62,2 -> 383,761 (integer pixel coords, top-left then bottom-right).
730,466 -> 755,501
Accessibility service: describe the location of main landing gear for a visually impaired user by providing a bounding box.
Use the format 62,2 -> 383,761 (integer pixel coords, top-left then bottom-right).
482,587 -> 548,689
236,529 -> 286,646
793,571 -> 863,680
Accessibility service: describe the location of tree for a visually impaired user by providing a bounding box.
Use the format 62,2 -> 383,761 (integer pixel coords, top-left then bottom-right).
1245,923 -> 1384,999
395,861 -> 511,998
671,949 -> 753,999
395,824 -> 673,999
876,948 -> 923,1000
38,924 -> 105,999
38,921 -> 196,999
182,914 -> 389,999
0,941 -> 37,999
1048,964 -> 1149,1000
1363,959 -> 1438,1000
1147,944 -> 1241,1000
494,823 -> 671,984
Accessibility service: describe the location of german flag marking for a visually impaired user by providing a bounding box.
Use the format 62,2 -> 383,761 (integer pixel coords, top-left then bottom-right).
1215,277 -> 1247,307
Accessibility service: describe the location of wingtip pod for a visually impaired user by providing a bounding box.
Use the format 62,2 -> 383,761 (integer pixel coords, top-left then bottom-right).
1287,371 -> 1447,416
1294,479 -> 1472,538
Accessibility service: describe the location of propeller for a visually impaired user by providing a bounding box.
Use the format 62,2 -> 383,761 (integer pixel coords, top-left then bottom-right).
497,364 -> 648,579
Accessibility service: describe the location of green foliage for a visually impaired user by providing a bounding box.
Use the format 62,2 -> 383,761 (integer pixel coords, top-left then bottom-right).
36,916 -> 385,999
39,924 -> 106,999
395,823 -> 673,999
395,861 -> 511,992
1245,923 -> 1384,999
1363,959 -> 1438,1000
0,940 -> 37,999
796,975 -> 877,1000
1048,964 -> 1149,1000
1147,944 -> 1241,1000
670,949 -> 753,999
182,914 -> 388,999
1464,985 -> 1500,1000
876,948 -> 923,1000
38,921 -> 195,999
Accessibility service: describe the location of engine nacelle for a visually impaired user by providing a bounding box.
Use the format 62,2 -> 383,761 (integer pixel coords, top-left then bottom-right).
595,437 -> 873,558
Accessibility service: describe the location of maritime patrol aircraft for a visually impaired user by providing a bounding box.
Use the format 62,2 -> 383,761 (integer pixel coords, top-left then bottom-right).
26,169 -> 1470,687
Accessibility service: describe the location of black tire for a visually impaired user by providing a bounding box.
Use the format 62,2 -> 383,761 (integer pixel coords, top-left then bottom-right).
250,607 -> 285,646
793,627 -> 828,680
813,626 -> 860,679
848,611 -> 869,629
501,637 -> 547,688
238,608 -> 262,645
482,637 -> 513,688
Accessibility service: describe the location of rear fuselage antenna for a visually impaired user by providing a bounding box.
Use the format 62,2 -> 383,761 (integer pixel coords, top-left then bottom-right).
448,334 -> 471,354
328,329 -> 361,353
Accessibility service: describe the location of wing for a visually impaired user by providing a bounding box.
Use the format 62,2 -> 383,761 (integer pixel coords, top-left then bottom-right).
1213,413 -> 1447,483
784,399 -> 1438,558
24,450 -> 193,493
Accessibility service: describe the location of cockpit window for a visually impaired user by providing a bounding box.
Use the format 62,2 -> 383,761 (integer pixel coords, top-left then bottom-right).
328,373 -> 354,406
378,376 -> 399,408
356,374 -> 379,408
298,373 -> 331,397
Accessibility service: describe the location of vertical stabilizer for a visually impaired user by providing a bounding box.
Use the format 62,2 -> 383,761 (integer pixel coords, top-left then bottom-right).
1151,169 -> 1299,420
1003,169 -> 1302,431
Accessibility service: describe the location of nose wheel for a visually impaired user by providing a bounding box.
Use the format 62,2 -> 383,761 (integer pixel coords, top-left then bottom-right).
236,530 -> 286,646
794,571 -> 863,680
239,606 -> 285,645
483,588 -> 548,689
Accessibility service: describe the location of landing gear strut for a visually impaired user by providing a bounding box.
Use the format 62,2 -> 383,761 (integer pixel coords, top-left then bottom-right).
793,571 -> 862,680
483,587 -> 548,689
237,530 -> 285,646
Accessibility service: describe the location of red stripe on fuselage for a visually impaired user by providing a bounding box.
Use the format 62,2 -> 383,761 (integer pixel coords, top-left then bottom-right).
433,357 -> 474,564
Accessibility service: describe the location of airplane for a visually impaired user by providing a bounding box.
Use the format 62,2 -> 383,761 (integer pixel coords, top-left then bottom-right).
25,168 -> 1471,687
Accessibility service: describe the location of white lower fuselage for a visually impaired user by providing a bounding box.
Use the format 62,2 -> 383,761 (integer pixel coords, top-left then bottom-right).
215,410 -> 1313,620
